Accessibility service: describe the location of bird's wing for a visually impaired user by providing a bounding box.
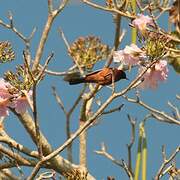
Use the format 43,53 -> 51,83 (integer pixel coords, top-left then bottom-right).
86,69 -> 102,76
85,68 -> 113,82
101,68 -> 113,80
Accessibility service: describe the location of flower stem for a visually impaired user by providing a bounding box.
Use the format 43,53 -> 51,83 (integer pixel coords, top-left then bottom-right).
134,124 -> 142,180
131,0 -> 137,44
142,124 -> 147,180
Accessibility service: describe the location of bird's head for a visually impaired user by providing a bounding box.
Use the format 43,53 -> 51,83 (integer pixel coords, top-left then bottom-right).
120,70 -> 129,80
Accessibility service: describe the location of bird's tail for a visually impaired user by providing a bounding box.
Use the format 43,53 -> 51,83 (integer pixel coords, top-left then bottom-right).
63,72 -> 85,85
67,77 -> 85,85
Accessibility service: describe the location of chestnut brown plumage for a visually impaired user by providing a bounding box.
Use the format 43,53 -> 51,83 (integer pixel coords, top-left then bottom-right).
64,67 -> 128,85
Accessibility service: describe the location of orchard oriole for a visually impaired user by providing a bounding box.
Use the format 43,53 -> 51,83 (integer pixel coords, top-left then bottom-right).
64,67 -> 128,85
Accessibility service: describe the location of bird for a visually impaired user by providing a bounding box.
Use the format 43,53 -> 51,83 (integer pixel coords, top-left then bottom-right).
64,67 -> 128,85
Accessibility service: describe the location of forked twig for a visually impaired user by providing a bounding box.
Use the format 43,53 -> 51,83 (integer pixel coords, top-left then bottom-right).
155,145 -> 180,179
95,143 -> 133,180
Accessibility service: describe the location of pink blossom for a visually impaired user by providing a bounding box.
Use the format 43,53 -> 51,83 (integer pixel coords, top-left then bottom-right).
0,78 -> 12,99
132,14 -> 154,32
113,44 -> 145,65
11,90 -> 32,114
0,78 -> 32,117
0,97 -> 9,117
13,96 -> 29,114
139,60 -> 168,89
0,78 -> 12,117
0,78 -> 12,89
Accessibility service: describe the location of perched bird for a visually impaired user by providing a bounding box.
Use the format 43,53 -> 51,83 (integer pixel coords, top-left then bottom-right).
64,67 -> 128,85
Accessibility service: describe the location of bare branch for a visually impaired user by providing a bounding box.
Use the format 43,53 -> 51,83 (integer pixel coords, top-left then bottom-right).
0,169 -> 21,180
52,84 -> 86,163
168,101 -> 180,120
123,96 -> 180,125
10,110 -> 87,179
127,115 -> 136,175
155,145 -> 180,179
28,27 -> 37,41
102,104 -> 124,115
58,28 -> 85,76
32,83 -> 42,158
105,29 -> 126,67
48,0 -> 53,14
68,84 -> 87,115
32,0 -> 69,71
95,143 -> 133,180
31,52 -> 54,158
36,52 -> 54,82
52,86 -> 67,115
58,27 -> 70,49
0,144 -> 32,166
81,0 -> 135,19
0,12 -> 36,45
0,129 -> 38,158
56,0 -> 70,14
176,95 -> 180,100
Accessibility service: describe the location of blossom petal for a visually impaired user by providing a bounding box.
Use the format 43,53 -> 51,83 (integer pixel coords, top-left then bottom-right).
139,60 -> 168,89
113,44 -> 145,65
132,14 -> 154,32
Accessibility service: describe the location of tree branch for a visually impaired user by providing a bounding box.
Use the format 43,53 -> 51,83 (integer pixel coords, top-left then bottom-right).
123,96 -> 180,125
95,143 -> 133,180
32,0 -> 69,71
155,145 -> 180,179
81,0 -> 135,19
126,114 -> 136,175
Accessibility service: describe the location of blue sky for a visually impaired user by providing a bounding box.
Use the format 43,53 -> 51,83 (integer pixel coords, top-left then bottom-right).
0,1 -> 179,179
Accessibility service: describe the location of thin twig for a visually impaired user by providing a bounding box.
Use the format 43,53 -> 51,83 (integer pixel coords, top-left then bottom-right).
155,145 -> 180,179
36,52 -> 54,82
32,53 -> 54,158
127,115 -> 136,175
52,86 -> 67,115
57,0 -> 70,13
105,30 -> 126,67
32,0 -> 69,71
102,104 -> 124,115
176,95 -> 180,100
52,85 -> 86,163
123,96 -> 180,125
81,0 -> 135,19
23,50 -> 35,83
95,143 -> 133,180
32,83 -> 42,158
0,12 -> 36,44
48,0 -> 53,14
168,101 -> 180,120
69,84 -> 87,115
58,28 -> 85,76
58,28 -> 70,49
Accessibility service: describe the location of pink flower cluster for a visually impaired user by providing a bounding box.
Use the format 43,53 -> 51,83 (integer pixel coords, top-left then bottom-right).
117,14 -> 168,89
113,44 -> 145,65
113,44 -> 168,89
0,78 -> 31,117
139,60 -> 168,89
132,14 -> 154,33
